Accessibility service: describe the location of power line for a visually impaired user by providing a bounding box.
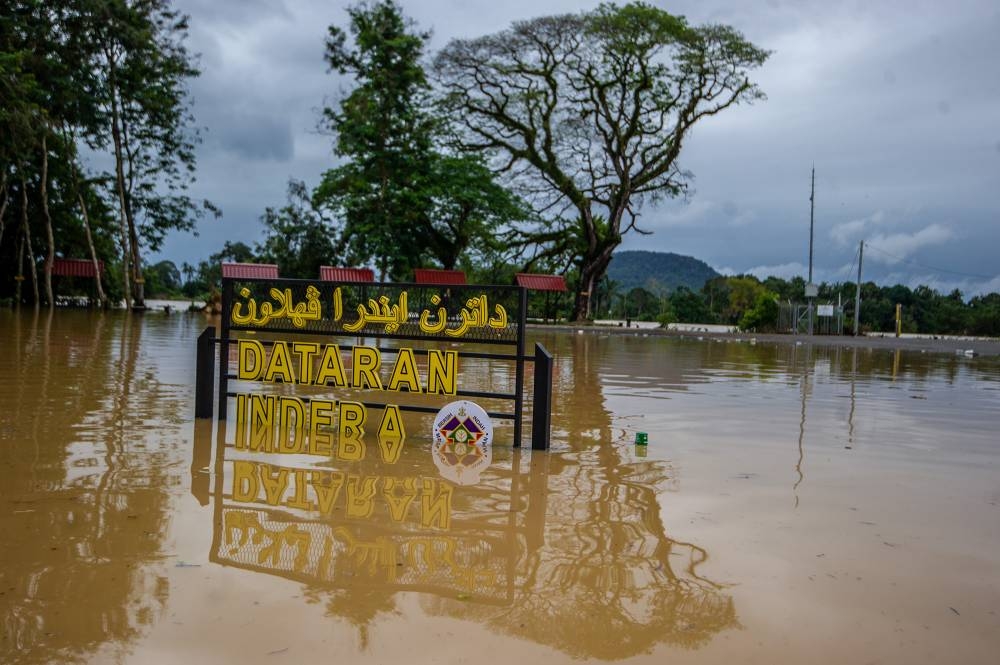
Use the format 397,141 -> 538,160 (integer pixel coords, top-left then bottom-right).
864,243 -> 995,280
836,244 -> 861,284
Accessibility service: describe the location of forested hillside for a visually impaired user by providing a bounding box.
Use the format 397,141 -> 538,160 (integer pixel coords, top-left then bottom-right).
607,251 -> 719,294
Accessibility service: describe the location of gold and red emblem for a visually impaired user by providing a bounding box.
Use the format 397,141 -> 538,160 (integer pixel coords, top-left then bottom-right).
432,401 -> 493,485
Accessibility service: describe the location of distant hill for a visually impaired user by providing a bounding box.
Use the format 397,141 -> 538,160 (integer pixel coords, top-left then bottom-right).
606,250 -> 719,293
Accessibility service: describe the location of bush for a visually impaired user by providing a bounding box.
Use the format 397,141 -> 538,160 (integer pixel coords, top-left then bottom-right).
739,293 -> 779,332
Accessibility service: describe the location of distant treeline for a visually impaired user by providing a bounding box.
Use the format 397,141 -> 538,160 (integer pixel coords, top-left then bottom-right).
146,247 -> 998,336
597,274 -> 1000,336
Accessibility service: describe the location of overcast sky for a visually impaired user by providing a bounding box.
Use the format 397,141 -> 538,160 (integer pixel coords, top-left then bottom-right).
154,0 -> 1000,295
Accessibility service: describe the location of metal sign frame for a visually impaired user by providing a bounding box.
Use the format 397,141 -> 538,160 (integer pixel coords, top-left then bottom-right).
196,275 -> 552,449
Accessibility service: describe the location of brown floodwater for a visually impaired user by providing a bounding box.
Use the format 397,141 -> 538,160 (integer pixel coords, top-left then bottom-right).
2,309 -> 999,664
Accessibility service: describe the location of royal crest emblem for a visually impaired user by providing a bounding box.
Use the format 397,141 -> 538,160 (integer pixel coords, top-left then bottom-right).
432,400 -> 493,485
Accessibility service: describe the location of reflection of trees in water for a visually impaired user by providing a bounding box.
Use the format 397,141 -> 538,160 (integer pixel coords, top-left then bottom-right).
303,587 -> 398,650
544,333 -> 614,447
423,445 -> 736,659
403,333 -> 737,658
209,441 -> 735,659
0,311 -> 177,664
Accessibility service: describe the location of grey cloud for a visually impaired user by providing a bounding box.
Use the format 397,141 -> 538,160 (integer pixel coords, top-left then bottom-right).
211,113 -> 294,161
176,0 -> 293,28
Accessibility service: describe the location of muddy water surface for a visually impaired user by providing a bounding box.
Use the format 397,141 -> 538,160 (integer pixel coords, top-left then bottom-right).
1,310 -> 998,664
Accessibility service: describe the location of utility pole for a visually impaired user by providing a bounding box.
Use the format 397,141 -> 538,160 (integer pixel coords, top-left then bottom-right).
837,291 -> 842,334
806,166 -> 816,335
853,240 -> 864,336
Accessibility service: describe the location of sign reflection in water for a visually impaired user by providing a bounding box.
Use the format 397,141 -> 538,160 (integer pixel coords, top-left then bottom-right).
194,412 -> 736,658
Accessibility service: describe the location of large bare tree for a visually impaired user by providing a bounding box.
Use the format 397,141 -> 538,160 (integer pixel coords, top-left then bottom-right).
435,3 -> 769,320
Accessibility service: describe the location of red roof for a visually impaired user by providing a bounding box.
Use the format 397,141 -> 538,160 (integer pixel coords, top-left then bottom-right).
515,273 -> 568,292
52,258 -> 104,278
413,268 -> 467,285
319,266 -> 374,283
221,262 -> 279,279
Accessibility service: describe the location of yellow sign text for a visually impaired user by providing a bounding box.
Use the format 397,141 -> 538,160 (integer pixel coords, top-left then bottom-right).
230,461 -> 453,529
237,340 -> 457,396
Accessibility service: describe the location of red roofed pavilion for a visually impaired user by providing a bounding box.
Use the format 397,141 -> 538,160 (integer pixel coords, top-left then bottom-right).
319,266 -> 375,283
52,258 -> 104,278
514,273 -> 568,292
413,268 -> 467,285
221,262 -> 279,279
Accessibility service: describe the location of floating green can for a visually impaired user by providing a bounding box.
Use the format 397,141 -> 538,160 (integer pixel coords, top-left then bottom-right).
635,432 -> 648,446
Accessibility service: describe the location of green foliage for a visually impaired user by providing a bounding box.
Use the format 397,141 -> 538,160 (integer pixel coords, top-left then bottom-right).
423,154 -> 531,269
739,292 -> 780,332
144,259 -> 181,296
256,181 -> 335,280
623,286 -> 663,320
716,274 -> 1000,336
314,0 -> 524,280
762,275 -> 804,302
192,241 -> 255,294
967,293 -> 1000,336
656,306 -> 675,329
0,0 -> 211,307
315,0 -> 432,280
668,286 -> 714,324
847,281 -> 987,335
722,277 -> 768,325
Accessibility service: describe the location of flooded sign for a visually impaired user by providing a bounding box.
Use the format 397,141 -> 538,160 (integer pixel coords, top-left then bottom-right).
195,276 -> 553,449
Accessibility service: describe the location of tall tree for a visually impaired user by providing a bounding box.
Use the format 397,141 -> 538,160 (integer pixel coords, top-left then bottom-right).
1,7 -> 44,305
3,1 -> 109,306
63,125 -> 108,307
314,0 -> 526,279
315,0 -> 435,280
90,0 -> 215,308
435,2 -> 769,320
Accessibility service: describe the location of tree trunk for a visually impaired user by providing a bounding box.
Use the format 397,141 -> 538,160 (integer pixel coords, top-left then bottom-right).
64,123 -> 108,308
0,174 -> 8,249
572,242 -> 617,321
15,236 -> 24,304
21,181 -> 39,306
78,191 -> 108,308
41,133 -> 55,307
107,57 -> 132,310
120,111 -> 145,309
127,210 -> 144,308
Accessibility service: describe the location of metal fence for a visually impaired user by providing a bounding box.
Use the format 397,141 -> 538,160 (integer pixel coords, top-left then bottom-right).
778,302 -> 845,335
